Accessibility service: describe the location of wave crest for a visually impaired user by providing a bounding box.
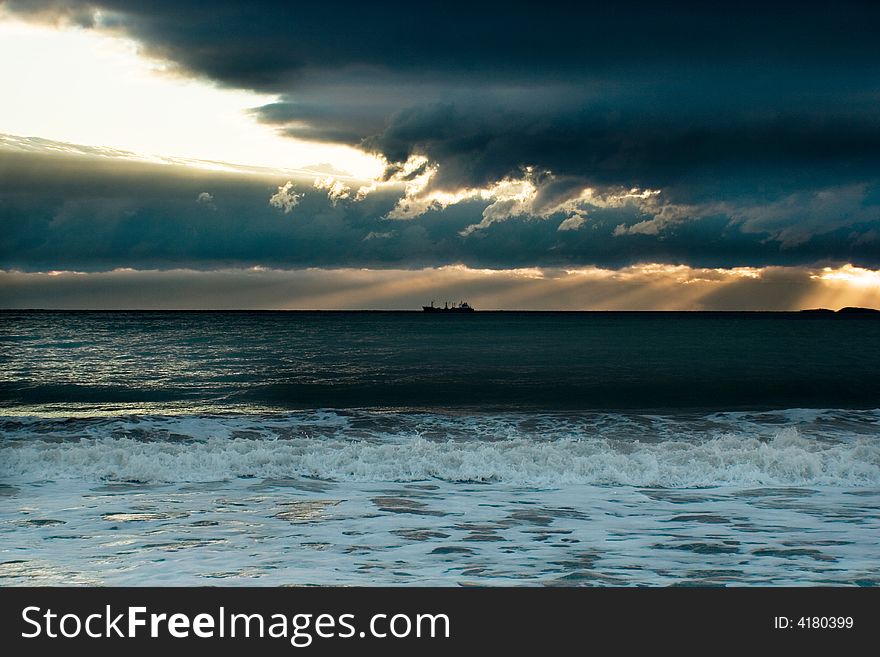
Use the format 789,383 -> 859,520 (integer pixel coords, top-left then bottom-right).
2,424 -> 878,487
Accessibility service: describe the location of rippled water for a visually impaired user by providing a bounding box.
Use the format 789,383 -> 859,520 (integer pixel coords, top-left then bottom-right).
2,410 -> 879,586
2,312 -> 879,585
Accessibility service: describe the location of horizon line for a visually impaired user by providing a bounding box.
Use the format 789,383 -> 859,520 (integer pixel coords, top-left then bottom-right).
2,307 -> 878,314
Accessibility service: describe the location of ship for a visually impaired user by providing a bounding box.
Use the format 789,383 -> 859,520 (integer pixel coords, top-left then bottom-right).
422,300 -> 476,313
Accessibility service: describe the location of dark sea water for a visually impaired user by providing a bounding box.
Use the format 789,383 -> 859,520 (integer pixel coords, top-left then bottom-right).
3,310 -> 880,412
1,311 -> 879,585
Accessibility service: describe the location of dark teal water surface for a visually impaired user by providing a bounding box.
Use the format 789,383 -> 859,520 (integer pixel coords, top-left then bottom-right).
2,310 -> 879,412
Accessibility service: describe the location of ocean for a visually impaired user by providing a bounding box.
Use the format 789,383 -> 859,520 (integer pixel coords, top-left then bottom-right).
1,310 -> 879,585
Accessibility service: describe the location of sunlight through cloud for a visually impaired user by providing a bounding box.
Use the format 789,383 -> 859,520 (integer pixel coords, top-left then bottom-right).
0,16 -> 382,178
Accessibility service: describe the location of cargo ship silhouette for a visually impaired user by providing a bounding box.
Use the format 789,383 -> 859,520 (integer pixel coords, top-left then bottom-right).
422,300 -> 475,313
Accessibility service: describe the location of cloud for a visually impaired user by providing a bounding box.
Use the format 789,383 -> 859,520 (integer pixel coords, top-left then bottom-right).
612,202 -> 723,237
5,1 -> 880,256
2,264 -> 878,311
611,184 -> 879,246
268,181 -> 302,213
557,215 -> 587,232
731,184 -> 877,246
8,2 -> 878,92
1,0 -> 98,28
363,231 -> 395,241
364,101 -> 880,210
196,191 -> 215,209
4,147 -> 880,273
313,176 -> 351,205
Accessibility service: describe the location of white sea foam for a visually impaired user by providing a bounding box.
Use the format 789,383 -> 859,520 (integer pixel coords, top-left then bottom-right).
3,411 -> 880,586
2,413 -> 878,487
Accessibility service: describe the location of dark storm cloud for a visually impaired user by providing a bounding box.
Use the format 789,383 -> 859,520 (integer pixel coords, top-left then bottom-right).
253,100 -> 381,145
4,0 -> 880,267
363,102 -> 880,194
7,1 -> 880,86
2,146 -> 879,272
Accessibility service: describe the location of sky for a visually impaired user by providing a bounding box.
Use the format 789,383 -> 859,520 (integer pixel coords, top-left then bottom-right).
1,0 -> 879,310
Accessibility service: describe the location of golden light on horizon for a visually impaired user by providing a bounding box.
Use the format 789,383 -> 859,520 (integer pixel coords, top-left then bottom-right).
812,265 -> 880,288
805,264 -> 880,310
1,263 -> 877,311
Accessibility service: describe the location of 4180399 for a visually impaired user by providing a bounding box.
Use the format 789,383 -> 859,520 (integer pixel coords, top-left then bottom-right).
774,617 -> 854,629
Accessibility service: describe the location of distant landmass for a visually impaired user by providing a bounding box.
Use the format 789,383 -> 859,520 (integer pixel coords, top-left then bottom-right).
801,307 -> 879,313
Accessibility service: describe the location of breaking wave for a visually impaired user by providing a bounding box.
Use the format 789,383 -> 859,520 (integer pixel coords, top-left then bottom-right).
1,411 -> 878,488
